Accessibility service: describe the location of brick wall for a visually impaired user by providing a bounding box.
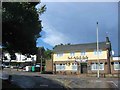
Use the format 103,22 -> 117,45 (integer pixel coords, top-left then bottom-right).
111,62 -> 120,74
87,59 -> 109,74
45,60 -> 53,72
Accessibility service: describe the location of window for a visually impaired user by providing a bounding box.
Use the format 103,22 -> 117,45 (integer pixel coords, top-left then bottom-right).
99,63 -> 104,70
94,50 -> 97,55
99,50 -> 102,55
72,63 -> 77,71
57,53 -> 63,57
70,52 -> 75,56
3,56 -> 8,60
81,51 -> 86,55
114,62 -> 120,70
91,62 -> 104,70
56,64 -> 60,71
31,57 -> 34,60
94,49 -> 102,55
56,64 -> 65,71
10,54 -> 16,60
61,64 -> 65,70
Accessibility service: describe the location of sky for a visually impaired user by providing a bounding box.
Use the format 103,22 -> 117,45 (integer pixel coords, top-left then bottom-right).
36,2 -> 118,56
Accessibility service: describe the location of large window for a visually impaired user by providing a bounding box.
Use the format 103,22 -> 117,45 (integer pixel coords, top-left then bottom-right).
94,49 -> 102,55
72,63 -> 77,71
70,52 -> 75,56
56,64 -> 65,71
91,62 -> 104,70
114,62 -> 120,70
81,50 -> 86,55
57,53 -> 63,57
61,64 -> 65,70
56,64 -> 60,71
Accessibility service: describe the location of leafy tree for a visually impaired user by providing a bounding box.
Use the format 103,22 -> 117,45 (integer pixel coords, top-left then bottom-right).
36,47 -> 53,65
2,2 -> 46,55
36,47 -> 45,63
44,48 -> 53,60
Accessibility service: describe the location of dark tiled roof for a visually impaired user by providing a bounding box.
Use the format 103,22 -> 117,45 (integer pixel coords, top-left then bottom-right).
53,41 -> 110,53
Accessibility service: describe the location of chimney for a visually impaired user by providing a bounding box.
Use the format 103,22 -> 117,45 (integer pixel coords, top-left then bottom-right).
67,43 -> 71,45
106,37 -> 110,43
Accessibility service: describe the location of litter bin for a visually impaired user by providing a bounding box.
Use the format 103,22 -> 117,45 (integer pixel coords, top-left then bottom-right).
32,66 -> 35,72
35,67 -> 40,72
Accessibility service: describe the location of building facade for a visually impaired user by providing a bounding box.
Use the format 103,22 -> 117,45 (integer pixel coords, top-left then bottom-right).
2,52 -> 36,66
111,57 -> 120,74
52,37 -> 112,74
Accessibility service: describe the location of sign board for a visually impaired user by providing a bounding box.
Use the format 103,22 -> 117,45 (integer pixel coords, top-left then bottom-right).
75,59 -> 88,62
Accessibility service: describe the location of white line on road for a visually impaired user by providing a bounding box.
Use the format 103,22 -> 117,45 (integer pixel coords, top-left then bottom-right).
106,81 -> 118,88
95,80 -> 102,82
40,84 -> 48,87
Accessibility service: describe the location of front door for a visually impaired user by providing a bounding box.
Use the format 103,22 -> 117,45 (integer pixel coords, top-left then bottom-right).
81,63 -> 87,74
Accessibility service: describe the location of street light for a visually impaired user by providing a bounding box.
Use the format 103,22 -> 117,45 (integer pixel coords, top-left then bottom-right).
97,22 -> 99,78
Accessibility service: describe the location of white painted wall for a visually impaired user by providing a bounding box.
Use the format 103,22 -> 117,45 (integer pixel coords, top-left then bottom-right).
3,53 -> 36,62
113,57 -> 120,61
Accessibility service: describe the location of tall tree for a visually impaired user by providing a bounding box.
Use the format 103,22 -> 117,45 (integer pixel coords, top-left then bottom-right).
44,48 -> 53,60
36,47 -> 45,63
2,2 -> 46,55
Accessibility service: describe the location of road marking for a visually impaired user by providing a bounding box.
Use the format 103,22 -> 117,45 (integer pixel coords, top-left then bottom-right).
95,80 -> 102,82
106,81 -> 118,88
40,84 -> 48,87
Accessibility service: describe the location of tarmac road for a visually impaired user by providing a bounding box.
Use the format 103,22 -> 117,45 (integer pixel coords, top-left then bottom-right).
11,75 -> 66,89
1,68 -> 120,90
1,69 -> 67,90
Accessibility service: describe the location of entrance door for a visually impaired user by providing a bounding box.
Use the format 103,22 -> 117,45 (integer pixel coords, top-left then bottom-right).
81,63 -> 87,73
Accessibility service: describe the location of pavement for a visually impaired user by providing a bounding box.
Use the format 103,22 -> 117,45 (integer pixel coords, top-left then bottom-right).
1,68 -> 120,90
41,74 -> 119,89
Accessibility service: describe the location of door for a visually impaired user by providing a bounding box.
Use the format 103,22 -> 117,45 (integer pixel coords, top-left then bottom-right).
81,63 -> 87,73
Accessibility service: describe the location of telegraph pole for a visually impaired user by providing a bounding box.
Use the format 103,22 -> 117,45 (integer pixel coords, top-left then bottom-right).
97,22 -> 99,78
40,56 -> 42,73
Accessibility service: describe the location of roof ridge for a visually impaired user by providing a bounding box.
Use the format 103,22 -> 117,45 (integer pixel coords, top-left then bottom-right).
61,41 -> 106,46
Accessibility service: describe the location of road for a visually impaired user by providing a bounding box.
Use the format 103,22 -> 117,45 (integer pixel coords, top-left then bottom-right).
11,75 -> 66,89
1,68 -> 120,90
1,69 -> 67,90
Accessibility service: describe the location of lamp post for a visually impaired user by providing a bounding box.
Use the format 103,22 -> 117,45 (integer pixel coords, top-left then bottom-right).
97,22 -> 99,78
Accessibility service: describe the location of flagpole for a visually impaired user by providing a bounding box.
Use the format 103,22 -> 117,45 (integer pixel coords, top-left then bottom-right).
97,22 -> 99,78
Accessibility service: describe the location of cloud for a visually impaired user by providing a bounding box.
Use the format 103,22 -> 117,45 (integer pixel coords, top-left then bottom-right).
41,21 -> 70,46
38,2 -> 118,55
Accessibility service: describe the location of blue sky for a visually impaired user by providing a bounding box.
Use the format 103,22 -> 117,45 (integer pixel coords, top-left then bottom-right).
36,2 -> 118,56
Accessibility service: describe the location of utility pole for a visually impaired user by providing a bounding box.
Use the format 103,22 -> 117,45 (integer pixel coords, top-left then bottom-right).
40,55 -> 42,73
97,22 -> 99,79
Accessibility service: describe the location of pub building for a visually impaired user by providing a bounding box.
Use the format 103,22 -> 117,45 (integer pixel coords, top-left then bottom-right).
52,37 -> 112,75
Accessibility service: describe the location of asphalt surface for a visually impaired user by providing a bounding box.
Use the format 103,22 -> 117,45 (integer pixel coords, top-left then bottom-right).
1,68 -> 120,90
1,69 -> 67,90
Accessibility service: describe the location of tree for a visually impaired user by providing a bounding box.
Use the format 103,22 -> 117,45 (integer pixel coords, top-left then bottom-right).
44,48 -> 53,60
2,2 -> 46,55
36,47 -> 53,65
36,47 -> 45,63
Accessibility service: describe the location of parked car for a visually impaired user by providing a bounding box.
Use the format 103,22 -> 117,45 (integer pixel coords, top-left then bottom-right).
4,65 -> 10,68
18,66 -> 25,69
35,65 -> 40,67
10,66 -> 17,69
